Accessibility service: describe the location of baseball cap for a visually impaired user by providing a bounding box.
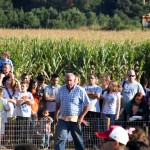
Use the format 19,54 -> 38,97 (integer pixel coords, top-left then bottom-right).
95,125 -> 129,145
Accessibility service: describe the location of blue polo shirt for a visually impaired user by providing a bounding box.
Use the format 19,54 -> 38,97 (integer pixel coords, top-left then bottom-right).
56,84 -> 90,116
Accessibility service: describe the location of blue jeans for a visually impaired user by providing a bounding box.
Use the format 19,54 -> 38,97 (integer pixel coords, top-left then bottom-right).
41,132 -> 50,147
102,113 -> 116,125
54,119 -> 84,150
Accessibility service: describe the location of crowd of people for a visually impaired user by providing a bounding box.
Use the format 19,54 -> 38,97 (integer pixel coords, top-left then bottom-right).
0,51 -> 150,150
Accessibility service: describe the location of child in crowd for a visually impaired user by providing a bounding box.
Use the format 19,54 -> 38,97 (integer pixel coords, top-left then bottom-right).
128,104 -> 142,121
28,78 -> 39,120
102,81 -> 121,123
0,51 -> 13,72
14,82 -> 34,143
15,82 -> 34,118
39,109 -> 53,148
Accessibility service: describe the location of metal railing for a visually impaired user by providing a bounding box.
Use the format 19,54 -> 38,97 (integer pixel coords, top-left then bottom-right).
0,118 -> 149,150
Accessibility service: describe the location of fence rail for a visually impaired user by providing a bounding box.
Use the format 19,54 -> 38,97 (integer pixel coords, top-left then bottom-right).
0,118 -> 149,150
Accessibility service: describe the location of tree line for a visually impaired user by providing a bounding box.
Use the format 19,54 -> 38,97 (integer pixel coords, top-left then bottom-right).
0,0 -> 149,29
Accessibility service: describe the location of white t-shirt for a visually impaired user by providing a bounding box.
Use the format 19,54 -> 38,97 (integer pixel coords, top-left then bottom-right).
14,92 -> 34,117
102,91 -> 120,115
3,88 -> 16,118
121,81 -> 145,104
83,84 -> 102,112
0,97 -> 8,123
44,84 -> 61,112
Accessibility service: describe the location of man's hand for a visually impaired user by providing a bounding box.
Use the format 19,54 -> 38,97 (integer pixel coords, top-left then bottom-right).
77,115 -> 84,125
54,116 -> 58,125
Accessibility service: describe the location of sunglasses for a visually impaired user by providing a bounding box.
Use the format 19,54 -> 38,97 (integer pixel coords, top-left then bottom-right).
128,75 -> 135,77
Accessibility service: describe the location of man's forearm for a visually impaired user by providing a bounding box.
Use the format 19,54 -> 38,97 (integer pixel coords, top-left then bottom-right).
87,92 -> 100,99
55,102 -> 60,118
45,94 -> 55,101
80,104 -> 91,118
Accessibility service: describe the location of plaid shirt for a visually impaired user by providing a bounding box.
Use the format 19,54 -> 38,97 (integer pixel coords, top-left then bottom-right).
56,84 -> 90,116
40,117 -> 53,133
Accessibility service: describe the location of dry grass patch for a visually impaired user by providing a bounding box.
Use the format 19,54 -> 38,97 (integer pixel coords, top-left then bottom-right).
0,29 -> 150,43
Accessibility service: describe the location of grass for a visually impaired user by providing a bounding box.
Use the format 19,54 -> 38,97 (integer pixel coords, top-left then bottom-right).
0,29 -> 150,43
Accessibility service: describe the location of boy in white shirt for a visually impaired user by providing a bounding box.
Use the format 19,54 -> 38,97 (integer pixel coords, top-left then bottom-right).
14,82 -> 34,143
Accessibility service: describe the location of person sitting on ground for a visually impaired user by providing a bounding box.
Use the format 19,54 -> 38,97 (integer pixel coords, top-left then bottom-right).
95,125 -> 129,150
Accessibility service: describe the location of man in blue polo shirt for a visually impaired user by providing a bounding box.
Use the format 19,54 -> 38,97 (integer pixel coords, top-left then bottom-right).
54,73 -> 91,150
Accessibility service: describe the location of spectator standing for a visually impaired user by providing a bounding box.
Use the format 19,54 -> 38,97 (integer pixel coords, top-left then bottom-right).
83,74 -> 102,118
102,81 -> 121,123
100,75 -> 110,115
101,75 -> 110,93
44,74 -> 60,119
21,73 -> 31,84
28,78 -> 39,120
75,74 -> 81,85
15,82 -> 34,143
36,73 -> 47,118
3,76 -> 16,119
28,78 -> 40,137
54,73 -> 90,150
121,70 -> 145,105
82,74 -> 102,148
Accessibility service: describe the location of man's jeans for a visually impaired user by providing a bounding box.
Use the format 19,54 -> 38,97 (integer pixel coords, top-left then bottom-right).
54,119 -> 84,150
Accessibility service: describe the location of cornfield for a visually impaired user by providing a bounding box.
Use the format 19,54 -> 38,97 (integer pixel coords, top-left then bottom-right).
0,29 -> 150,84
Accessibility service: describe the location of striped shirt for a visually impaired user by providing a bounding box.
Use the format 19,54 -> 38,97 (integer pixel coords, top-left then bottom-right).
56,84 -> 90,116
